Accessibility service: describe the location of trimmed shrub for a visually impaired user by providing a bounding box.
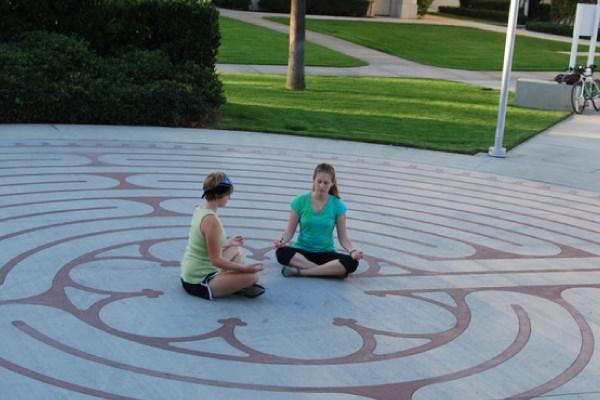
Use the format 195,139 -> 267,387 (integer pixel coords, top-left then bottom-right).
212,0 -> 250,10
468,0 -> 509,11
258,0 -> 289,13
0,0 -> 220,68
526,20 -> 600,37
97,0 -> 220,67
0,31 -> 224,126
259,0 -> 370,17
309,0 -> 370,16
438,6 -> 525,24
0,0 -> 107,42
525,21 -> 572,36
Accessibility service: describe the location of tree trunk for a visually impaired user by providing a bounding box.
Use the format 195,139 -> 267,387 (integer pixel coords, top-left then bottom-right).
286,0 -> 306,90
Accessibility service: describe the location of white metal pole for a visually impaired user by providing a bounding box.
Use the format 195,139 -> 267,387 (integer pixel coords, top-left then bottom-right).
489,0 -> 520,158
568,19 -> 580,70
587,1 -> 600,67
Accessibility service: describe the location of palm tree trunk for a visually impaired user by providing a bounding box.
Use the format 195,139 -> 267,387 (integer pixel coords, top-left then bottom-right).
286,0 -> 306,90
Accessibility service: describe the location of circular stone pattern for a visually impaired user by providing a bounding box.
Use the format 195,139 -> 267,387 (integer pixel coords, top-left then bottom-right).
1,137 -> 600,400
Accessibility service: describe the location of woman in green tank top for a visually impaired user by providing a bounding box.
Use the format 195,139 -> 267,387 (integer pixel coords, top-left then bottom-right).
180,172 -> 264,300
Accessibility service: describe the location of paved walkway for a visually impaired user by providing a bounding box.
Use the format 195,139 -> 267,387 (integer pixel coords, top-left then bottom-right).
1,11 -> 600,400
217,9 -> 567,89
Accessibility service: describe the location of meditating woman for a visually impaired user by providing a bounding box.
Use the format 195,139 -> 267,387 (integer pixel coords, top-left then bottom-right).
274,163 -> 363,278
181,172 -> 264,299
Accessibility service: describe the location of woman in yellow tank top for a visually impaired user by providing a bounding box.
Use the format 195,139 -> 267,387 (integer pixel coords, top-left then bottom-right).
180,172 -> 264,300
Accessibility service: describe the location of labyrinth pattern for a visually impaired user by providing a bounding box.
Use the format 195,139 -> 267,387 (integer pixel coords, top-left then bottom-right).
1,136 -> 600,400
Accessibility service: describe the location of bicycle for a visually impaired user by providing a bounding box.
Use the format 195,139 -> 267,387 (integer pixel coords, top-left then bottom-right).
570,64 -> 600,114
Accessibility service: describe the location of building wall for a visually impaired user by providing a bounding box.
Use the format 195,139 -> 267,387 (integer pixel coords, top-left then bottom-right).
370,0 -> 418,18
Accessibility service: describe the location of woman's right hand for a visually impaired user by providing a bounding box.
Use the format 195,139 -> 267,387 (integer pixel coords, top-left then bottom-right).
273,239 -> 286,248
245,262 -> 264,272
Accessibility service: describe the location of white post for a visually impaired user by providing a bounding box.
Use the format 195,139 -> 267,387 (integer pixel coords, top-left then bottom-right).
568,19 -> 580,70
489,0 -> 520,158
587,1 -> 600,67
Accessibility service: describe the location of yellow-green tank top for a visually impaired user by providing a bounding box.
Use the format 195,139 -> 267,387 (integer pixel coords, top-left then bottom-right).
180,208 -> 226,283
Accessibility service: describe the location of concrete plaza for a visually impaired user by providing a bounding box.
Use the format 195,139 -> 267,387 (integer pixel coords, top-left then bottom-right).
1,116 -> 599,399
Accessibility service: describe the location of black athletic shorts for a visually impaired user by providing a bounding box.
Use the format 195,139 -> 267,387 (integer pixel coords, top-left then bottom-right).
275,247 -> 358,275
181,272 -> 217,300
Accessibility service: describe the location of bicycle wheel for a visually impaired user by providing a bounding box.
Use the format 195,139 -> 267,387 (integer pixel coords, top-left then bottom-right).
571,81 -> 586,113
591,79 -> 600,111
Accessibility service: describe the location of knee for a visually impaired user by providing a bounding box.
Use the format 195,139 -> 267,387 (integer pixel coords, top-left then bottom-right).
233,250 -> 244,263
238,271 -> 258,288
348,259 -> 359,274
276,247 -> 294,265
230,246 -> 244,261
341,256 -> 359,275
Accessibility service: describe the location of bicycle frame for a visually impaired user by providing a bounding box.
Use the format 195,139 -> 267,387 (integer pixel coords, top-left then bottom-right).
571,65 -> 600,114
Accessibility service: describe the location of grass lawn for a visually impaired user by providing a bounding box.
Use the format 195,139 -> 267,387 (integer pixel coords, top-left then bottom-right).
267,17 -> 586,71
215,74 -> 568,154
217,17 -> 366,67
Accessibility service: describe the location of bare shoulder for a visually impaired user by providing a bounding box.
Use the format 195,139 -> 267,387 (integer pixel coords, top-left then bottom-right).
200,213 -> 219,232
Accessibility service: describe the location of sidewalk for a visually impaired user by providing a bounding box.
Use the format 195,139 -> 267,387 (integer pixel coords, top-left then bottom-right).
217,8 -> 562,89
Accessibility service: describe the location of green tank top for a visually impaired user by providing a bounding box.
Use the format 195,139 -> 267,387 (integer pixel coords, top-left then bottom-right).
180,208 -> 226,283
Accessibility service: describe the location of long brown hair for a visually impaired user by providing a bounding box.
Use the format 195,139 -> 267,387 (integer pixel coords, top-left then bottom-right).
312,163 -> 340,198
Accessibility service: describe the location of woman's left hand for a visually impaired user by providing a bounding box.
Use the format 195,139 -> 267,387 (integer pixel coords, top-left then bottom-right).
226,235 -> 245,247
350,249 -> 364,260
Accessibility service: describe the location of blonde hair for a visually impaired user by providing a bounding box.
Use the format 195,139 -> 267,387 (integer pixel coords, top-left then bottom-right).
313,163 -> 340,198
202,171 -> 233,200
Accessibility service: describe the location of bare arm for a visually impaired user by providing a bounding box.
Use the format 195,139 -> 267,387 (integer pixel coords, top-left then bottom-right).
223,234 -> 244,249
336,214 -> 363,260
274,210 -> 299,248
202,215 -> 262,272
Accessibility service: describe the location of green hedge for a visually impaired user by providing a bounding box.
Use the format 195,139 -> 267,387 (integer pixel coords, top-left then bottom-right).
459,0 -> 551,20
526,20 -> 600,37
0,31 -> 224,126
468,0 -> 509,11
259,0 -> 370,17
438,6 -> 525,24
212,0 -> 250,9
525,21 -> 572,36
0,0 -> 220,68
0,0 -> 106,42
257,0 -> 288,13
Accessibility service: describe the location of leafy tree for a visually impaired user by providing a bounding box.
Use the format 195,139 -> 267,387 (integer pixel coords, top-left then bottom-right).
551,0 -> 595,24
417,0 -> 434,17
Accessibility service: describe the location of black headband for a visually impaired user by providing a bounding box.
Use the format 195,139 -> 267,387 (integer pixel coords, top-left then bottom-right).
202,175 -> 233,198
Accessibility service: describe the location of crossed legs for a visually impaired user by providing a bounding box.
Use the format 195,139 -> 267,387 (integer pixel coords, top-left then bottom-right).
276,247 -> 357,278
209,246 -> 259,298
288,253 -> 347,277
